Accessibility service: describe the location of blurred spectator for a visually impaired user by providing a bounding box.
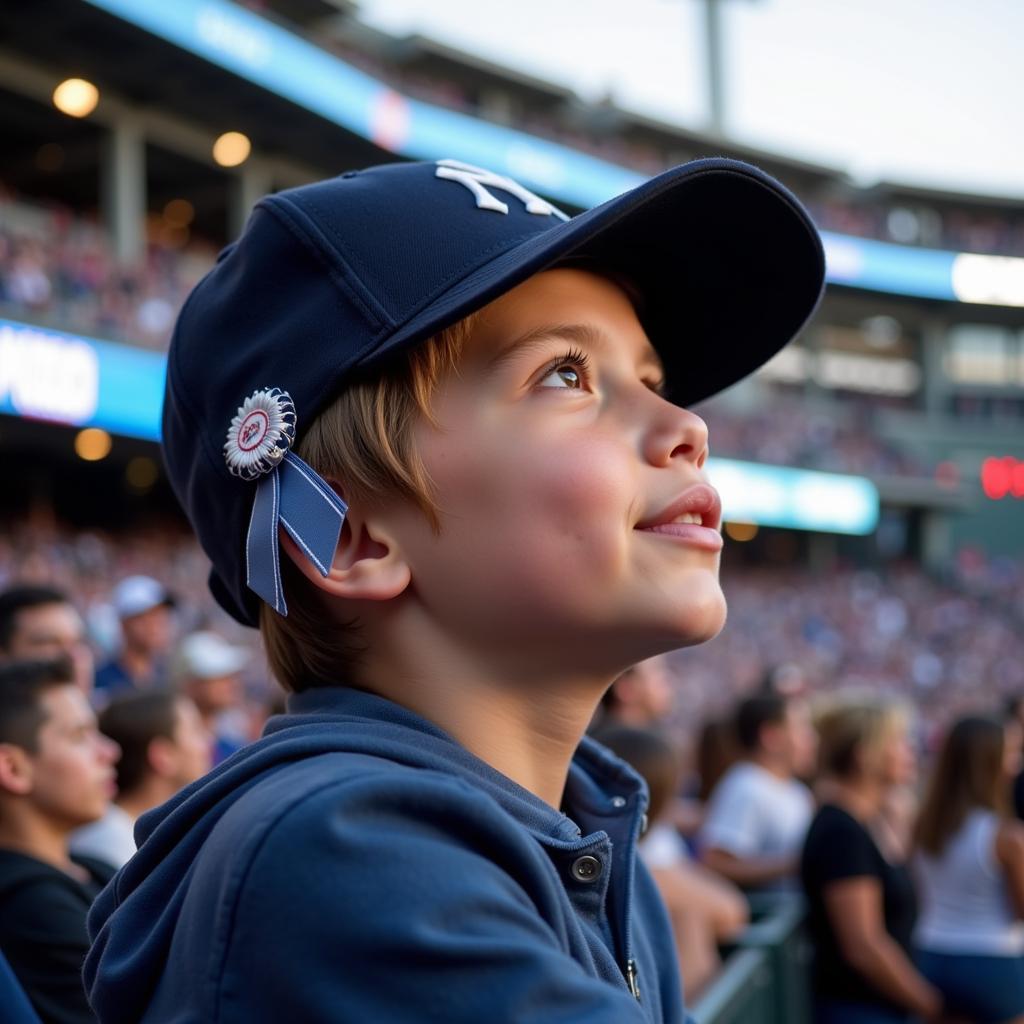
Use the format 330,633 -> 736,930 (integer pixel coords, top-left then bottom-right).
597,724 -> 748,1000
593,656 -> 674,732
913,715 -> 1024,1024
71,692 -> 212,870
0,585 -> 93,694
174,632 -> 251,765
693,716 -> 738,806
801,694 -> 936,1024
0,657 -> 120,1024
94,576 -> 175,702
699,693 -> 816,891
1002,695 -> 1024,821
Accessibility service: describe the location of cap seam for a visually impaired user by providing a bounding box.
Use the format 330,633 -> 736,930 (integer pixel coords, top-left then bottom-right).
259,196 -> 393,333
355,227 -> 560,365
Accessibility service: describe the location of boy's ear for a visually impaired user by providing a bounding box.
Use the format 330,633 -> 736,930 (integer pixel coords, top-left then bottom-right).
279,507 -> 412,603
0,743 -> 35,797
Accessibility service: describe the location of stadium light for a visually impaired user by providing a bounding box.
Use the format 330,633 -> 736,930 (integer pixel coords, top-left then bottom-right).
724,522 -> 759,542
74,428 -> 112,462
52,78 -> 99,118
212,132 -> 251,167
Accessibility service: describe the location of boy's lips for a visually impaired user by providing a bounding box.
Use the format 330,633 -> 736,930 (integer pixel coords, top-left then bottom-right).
635,484 -> 724,551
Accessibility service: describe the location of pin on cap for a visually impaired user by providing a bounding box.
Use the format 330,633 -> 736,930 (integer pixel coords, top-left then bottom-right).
223,387 -> 347,616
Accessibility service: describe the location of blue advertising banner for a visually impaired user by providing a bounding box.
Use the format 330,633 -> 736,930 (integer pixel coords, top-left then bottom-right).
0,319 -> 165,441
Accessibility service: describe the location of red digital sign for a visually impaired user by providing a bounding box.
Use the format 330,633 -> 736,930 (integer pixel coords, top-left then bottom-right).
981,456 -> 1024,499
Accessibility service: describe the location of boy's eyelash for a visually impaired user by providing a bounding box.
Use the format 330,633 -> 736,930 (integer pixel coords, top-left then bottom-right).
535,348 -> 666,394
541,347 -> 590,377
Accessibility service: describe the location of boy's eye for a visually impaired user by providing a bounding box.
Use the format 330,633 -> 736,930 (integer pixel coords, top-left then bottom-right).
537,348 -> 590,390
540,364 -> 583,389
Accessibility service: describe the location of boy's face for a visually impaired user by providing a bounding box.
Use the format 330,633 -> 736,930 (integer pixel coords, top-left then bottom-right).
392,268 -> 726,677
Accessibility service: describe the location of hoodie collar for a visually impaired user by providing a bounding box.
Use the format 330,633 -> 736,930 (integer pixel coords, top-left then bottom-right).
279,686 -> 649,848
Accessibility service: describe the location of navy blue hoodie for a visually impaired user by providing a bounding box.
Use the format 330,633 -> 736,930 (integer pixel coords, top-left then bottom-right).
85,686 -> 688,1022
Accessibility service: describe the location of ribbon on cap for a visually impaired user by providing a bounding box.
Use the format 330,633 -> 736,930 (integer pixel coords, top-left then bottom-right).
225,388 -> 347,616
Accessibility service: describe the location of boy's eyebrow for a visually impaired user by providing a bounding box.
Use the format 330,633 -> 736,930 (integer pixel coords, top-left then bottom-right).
486,322 -> 665,379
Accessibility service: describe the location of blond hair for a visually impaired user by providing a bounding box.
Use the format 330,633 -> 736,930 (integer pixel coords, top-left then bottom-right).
259,317 -> 475,692
814,692 -> 907,780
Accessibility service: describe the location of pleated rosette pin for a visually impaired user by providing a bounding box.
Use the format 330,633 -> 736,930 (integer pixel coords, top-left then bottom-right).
224,387 -> 297,480
224,388 -> 347,616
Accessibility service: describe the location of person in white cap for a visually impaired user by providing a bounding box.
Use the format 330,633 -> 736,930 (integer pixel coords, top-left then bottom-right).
94,577 -> 175,703
175,632 -> 251,765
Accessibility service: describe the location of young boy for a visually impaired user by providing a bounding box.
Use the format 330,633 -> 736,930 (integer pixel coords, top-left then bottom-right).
86,157 -> 824,1022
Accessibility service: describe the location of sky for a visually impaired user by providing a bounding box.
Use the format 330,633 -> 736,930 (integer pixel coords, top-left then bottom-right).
359,0 -> 1024,198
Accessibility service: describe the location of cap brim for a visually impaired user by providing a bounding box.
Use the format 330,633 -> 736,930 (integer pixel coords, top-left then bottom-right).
363,158 -> 825,406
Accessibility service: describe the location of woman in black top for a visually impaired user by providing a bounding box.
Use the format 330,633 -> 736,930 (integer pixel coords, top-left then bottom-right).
801,695 -> 940,1024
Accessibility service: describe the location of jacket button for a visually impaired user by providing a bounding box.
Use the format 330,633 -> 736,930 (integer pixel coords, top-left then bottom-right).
571,855 -> 602,883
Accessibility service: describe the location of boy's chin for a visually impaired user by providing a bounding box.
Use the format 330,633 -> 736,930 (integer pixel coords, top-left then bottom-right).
659,577 -> 727,648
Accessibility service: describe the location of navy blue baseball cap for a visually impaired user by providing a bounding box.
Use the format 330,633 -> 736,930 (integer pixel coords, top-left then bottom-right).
162,156 -> 825,627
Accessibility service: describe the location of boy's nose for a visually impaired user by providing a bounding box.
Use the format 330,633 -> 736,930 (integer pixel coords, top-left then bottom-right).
644,399 -> 709,469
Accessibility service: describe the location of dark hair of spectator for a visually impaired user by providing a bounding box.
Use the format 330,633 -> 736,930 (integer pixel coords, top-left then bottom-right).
735,693 -> 788,753
592,725 -> 680,823
696,717 -> 738,803
0,584 -> 71,650
99,693 -> 180,796
0,656 -> 76,752
914,714 -> 1008,857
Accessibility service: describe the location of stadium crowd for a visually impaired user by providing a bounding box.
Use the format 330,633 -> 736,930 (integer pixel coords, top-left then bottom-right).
699,400 -> 933,478
0,184 -> 213,350
2,518 -> 1024,1020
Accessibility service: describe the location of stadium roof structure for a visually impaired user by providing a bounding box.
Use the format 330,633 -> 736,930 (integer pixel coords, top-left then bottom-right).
4,0 -> 1024,308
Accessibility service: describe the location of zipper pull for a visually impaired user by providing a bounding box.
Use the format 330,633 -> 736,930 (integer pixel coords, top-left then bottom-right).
625,958 -> 641,1002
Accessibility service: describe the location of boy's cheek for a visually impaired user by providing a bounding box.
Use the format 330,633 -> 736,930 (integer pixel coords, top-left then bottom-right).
427,426 -> 631,527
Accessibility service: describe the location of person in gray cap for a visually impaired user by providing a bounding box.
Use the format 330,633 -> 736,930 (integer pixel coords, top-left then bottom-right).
174,631 -> 251,765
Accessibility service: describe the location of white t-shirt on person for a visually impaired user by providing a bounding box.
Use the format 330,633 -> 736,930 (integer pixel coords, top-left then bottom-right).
71,804 -> 137,870
699,761 -> 813,865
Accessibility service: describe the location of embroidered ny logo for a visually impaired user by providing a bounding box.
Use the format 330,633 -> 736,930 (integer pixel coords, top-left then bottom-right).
435,159 -> 569,221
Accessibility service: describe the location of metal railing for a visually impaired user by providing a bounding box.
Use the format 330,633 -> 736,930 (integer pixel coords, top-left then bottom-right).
691,895 -> 812,1024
